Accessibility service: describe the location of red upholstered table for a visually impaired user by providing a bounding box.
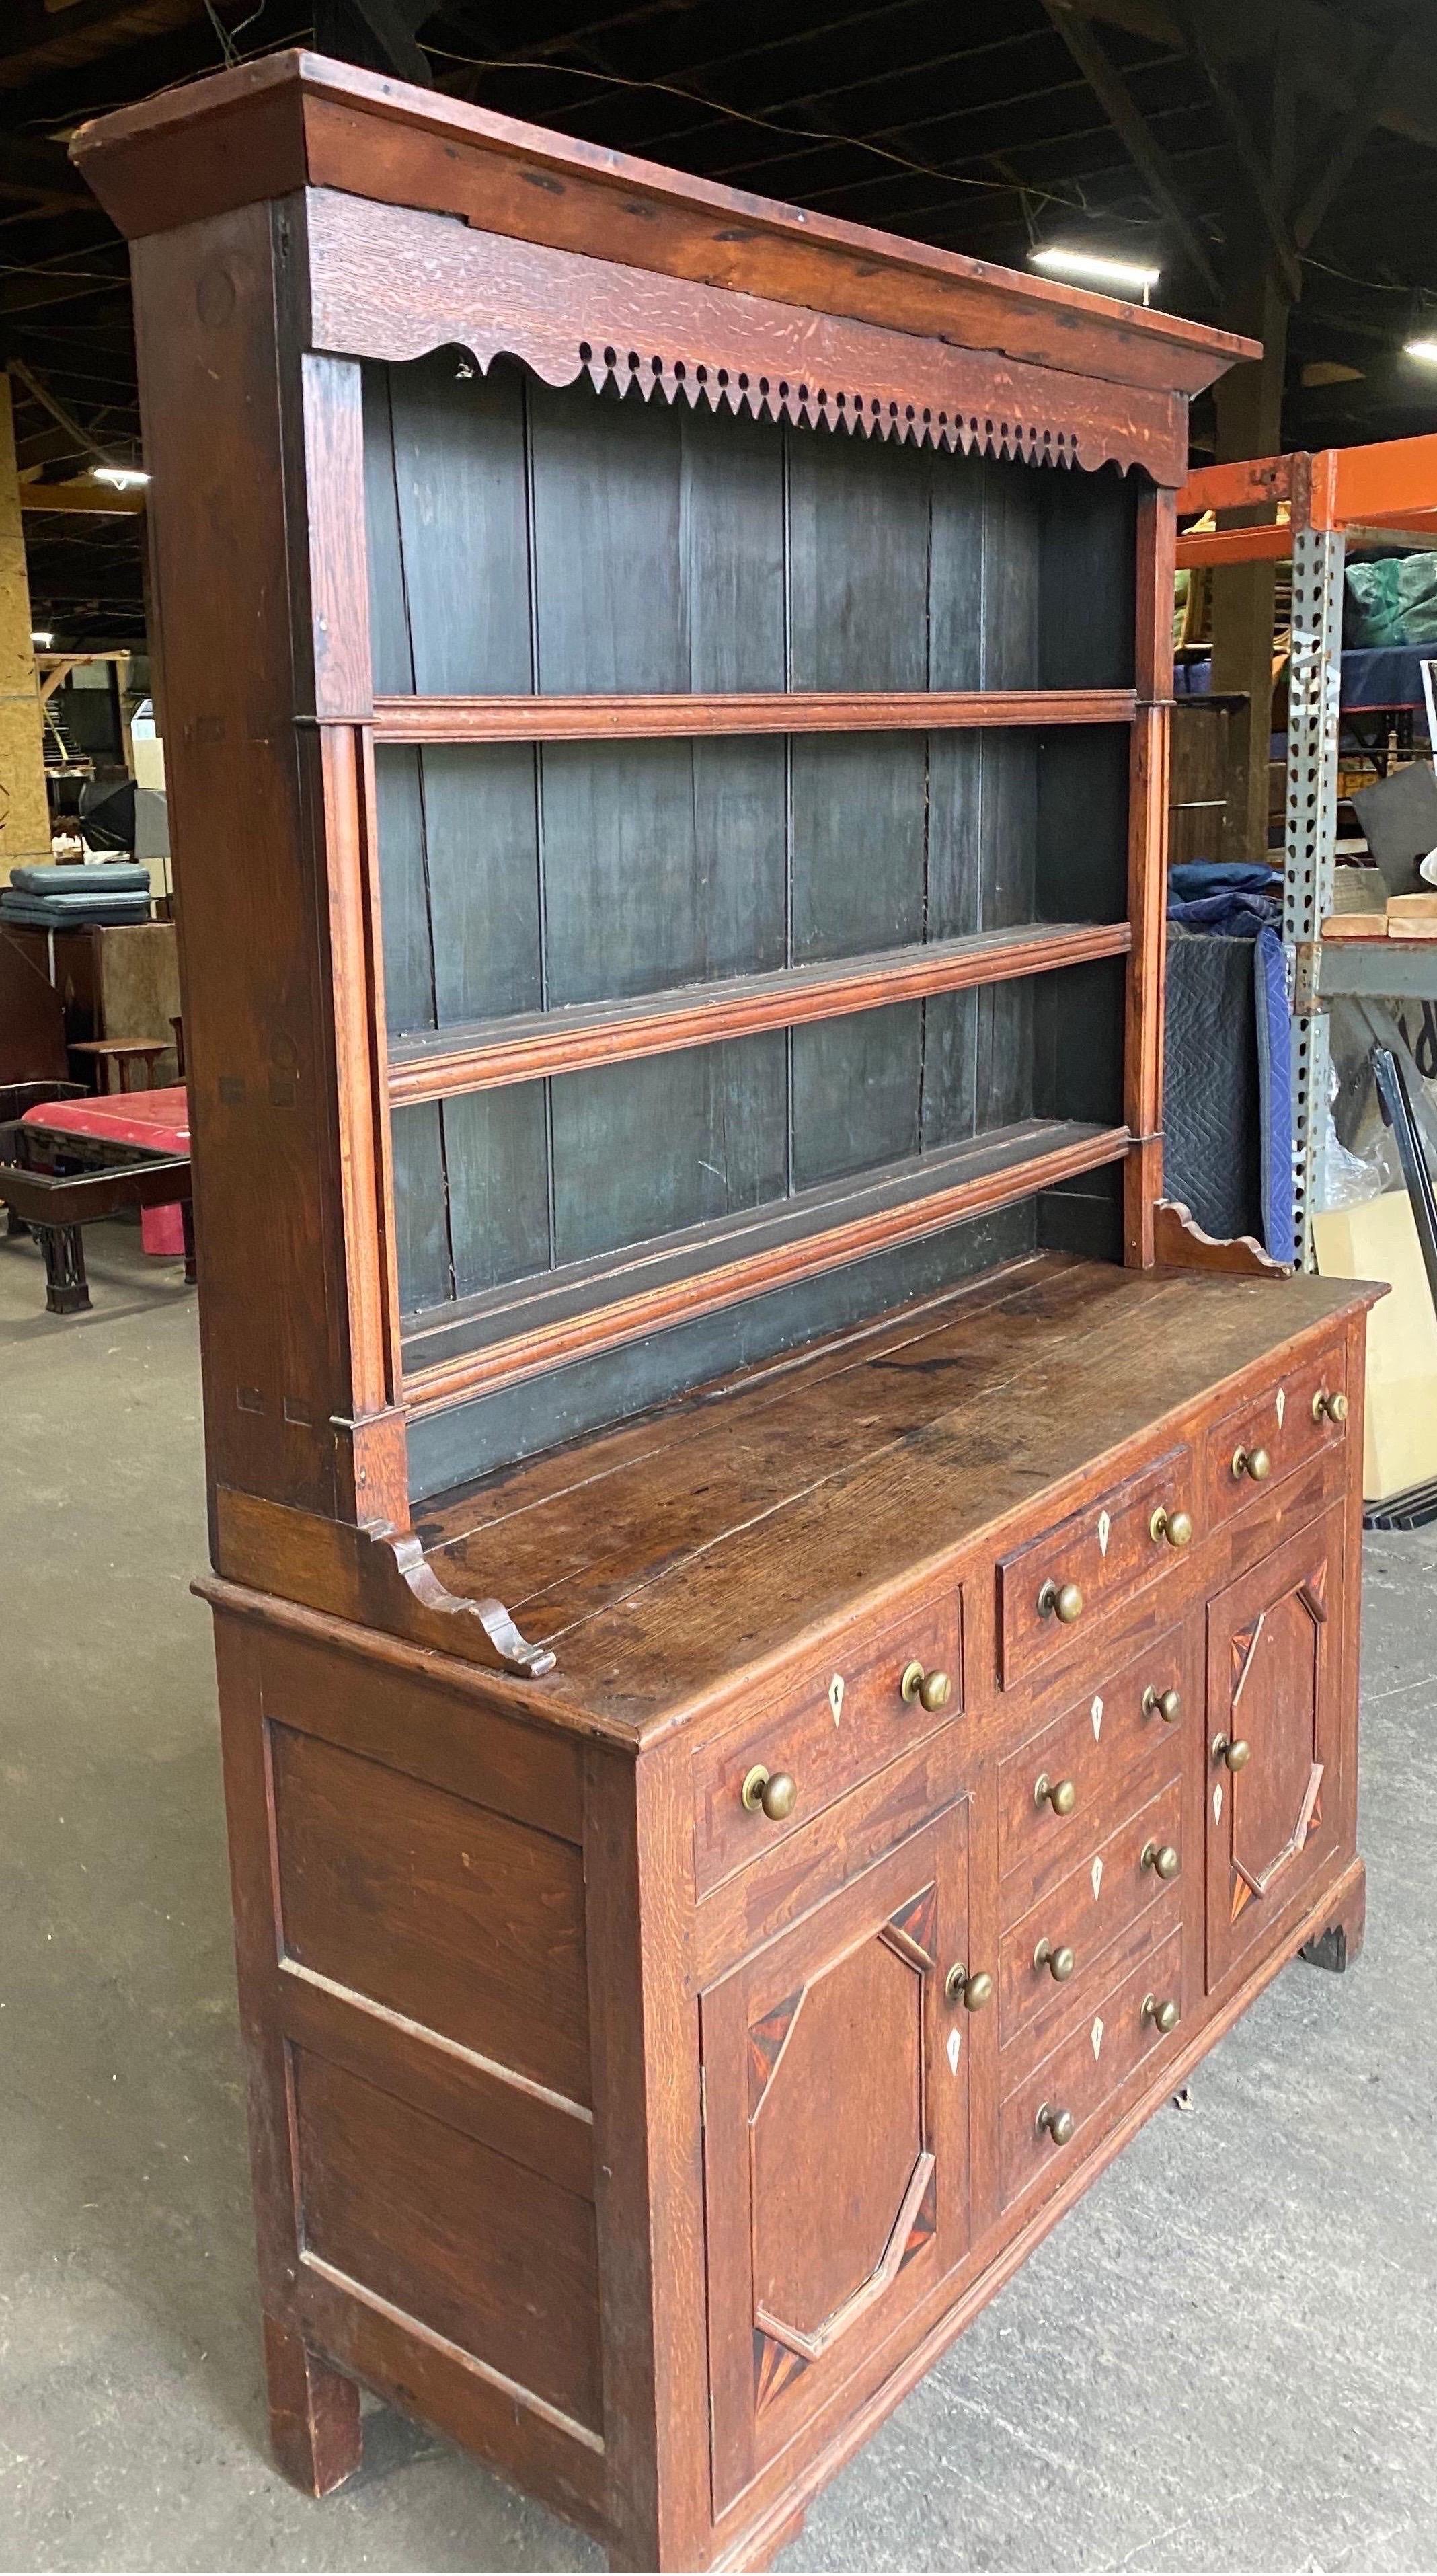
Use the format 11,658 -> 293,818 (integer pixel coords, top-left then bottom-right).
0,1084 -> 193,1313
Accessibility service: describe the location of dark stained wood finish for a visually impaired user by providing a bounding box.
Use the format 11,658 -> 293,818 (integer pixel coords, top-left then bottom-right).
262,2313 -> 362,2498
73,53 -> 1253,408
75,61 -> 1370,2573
374,690 -> 1137,743
1204,1510 -> 1344,1990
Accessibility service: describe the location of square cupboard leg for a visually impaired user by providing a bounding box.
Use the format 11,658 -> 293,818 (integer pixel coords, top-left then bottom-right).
1300,1856 -> 1366,1973
262,2313 -> 363,2498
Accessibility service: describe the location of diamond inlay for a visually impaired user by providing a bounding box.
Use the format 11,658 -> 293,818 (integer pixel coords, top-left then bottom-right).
1091,1695 -> 1103,1741
829,1675 -> 845,1725
1091,2016 -> 1105,2058
1091,1855 -> 1104,1900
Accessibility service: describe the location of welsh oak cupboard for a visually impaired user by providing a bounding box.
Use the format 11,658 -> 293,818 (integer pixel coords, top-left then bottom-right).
77,58 -> 1372,2573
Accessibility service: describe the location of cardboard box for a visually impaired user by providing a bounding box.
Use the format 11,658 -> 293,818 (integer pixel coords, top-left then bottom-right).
1313,1190 -> 1437,1503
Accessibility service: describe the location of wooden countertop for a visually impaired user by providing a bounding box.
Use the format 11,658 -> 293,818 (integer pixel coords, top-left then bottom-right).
408,1254 -> 1373,1735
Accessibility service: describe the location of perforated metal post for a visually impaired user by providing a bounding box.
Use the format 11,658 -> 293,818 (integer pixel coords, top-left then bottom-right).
1284,525 -> 1345,1266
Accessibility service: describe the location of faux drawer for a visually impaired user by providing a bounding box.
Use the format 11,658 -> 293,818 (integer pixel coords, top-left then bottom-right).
997,1627 -> 1189,1909
692,1589 -> 962,1898
999,1922 -> 1185,2209
1201,1335 -> 1350,1529
997,1445 -> 1196,1688
999,1773 -> 1184,2059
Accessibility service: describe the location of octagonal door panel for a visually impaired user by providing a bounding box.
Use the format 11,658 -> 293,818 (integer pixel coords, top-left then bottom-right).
701,1803 -> 972,2513
1205,1507 -> 1342,1988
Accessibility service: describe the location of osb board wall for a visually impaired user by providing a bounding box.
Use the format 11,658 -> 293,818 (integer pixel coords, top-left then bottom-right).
0,379 -> 51,874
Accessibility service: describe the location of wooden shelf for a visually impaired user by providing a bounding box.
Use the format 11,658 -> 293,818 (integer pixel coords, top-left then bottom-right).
372,689 -> 1138,746
401,1117 -> 1130,1411
387,921 -> 1133,1106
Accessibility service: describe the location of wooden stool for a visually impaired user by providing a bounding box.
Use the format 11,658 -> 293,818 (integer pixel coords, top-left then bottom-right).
69,1037 -> 170,1094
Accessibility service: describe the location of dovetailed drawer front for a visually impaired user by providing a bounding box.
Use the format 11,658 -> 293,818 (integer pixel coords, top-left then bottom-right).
997,1628 -> 1189,1909
999,1773 -> 1183,2059
999,1922 -> 1185,2209
997,1445 -> 1196,1688
1202,1339 -> 1350,1529
692,1591 -> 963,1898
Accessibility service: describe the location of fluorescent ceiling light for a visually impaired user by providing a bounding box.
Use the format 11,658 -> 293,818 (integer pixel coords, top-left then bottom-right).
1030,245 -> 1162,299
92,464 -> 150,490
1405,338 -> 1437,365
31,630 -> 53,648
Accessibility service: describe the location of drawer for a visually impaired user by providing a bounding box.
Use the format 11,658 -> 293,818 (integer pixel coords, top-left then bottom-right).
1202,1337 -> 1351,1529
692,1589 -> 963,1898
997,1445 -> 1196,1688
999,1773 -> 1184,2060
997,1626 -> 1190,1910
999,1921 -> 1185,2209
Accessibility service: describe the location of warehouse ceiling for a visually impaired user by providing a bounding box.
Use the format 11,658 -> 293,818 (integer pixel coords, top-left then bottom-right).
6,0 -> 1437,646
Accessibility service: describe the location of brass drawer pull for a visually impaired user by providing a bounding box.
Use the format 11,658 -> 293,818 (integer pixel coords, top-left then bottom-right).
1034,1771 -> 1077,1817
1140,1838 -> 1180,1881
900,1659 -> 951,1712
742,1764 -> 796,1821
1149,1503 -> 1193,1549
1033,1936 -> 1075,1983
1311,1387 -> 1348,1425
1036,2102 -> 1075,2146
1037,1577 -> 1083,1624
1212,1733 -> 1251,1772
944,1961 -> 993,2010
1142,1684 -> 1182,1724
1142,1992 -> 1180,2035
1231,1443 -> 1272,1483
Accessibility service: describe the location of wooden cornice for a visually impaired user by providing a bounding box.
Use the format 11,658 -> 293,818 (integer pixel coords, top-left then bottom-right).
71,48 -> 1255,406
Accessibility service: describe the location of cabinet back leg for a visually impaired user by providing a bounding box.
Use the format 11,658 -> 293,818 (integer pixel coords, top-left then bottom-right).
263,2314 -> 362,2497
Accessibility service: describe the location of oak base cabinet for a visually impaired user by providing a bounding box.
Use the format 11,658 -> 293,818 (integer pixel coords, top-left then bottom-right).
206,1258 -> 1372,2572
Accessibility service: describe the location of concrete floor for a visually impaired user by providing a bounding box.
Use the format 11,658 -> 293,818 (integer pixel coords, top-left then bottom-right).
2,1219 -> 1436,2575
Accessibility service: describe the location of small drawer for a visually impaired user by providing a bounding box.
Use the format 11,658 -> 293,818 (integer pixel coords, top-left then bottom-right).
999,1774 -> 1184,2059
997,1627 -> 1188,1911
692,1589 -> 962,1898
1202,1338 -> 1350,1529
997,1445 -> 1196,1688
999,1921 -> 1185,2210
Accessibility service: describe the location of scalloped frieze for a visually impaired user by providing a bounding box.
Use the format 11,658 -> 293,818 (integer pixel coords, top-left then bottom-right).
305,186 -> 1186,485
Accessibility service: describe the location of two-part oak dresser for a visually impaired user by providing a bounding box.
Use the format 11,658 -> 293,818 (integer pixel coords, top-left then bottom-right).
75,53 -> 1373,2572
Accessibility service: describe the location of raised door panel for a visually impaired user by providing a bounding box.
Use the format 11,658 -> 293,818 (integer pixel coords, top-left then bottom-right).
701,1805 -> 973,2513
1205,1508 -> 1344,1988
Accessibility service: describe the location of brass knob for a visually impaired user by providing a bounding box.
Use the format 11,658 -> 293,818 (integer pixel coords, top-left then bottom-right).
1311,1387 -> 1348,1425
1037,1578 -> 1084,1624
1231,1444 -> 1272,1483
1034,1772 -> 1077,1817
1142,1993 -> 1180,2035
900,1659 -> 951,1712
1212,1733 -> 1251,1772
1034,1936 -> 1075,1983
1036,2102 -> 1075,2146
1141,1838 -> 1180,1881
1142,1684 -> 1182,1725
1149,1504 -> 1193,1549
742,1764 -> 796,1821
944,1962 -> 993,2010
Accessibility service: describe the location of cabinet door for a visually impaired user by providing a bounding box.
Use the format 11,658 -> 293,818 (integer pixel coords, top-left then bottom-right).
1205,1509 -> 1342,1988
701,1803 -> 973,2513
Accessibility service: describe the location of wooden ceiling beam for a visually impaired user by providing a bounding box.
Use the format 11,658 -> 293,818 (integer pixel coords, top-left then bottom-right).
1038,0 -> 1222,299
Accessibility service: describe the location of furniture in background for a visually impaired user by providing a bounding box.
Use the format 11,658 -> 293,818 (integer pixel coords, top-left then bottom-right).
3,917 -> 182,1089
77,56 -> 1372,2573
0,1084 -> 193,1313
0,927 -> 69,1090
69,1035 -> 172,1094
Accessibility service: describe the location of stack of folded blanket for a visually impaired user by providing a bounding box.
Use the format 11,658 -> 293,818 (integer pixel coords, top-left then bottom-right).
1,862 -> 152,927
